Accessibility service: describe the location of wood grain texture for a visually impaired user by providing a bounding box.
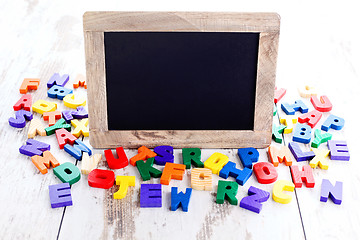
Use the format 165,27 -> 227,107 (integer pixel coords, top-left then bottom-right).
83,11 -> 280,32
84,11 -> 280,148
1,1 -> 360,240
84,31 -> 107,132
60,148 -> 305,240
276,86 -> 360,240
90,130 -> 271,149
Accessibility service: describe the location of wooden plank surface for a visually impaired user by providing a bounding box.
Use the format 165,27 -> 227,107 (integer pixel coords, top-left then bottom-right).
1,1 -> 359,240
0,1 -> 88,239
275,86 -> 360,240
58,146 -> 305,240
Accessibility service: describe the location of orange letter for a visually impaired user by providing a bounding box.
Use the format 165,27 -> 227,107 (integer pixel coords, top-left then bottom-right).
268,146 -> 293,167
160,163 -> 186,185
129,146 -> 157,166
31,151 -> 60,174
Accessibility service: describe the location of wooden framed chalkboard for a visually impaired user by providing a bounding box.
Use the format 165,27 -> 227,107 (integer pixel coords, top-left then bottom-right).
83,11 -> 280,148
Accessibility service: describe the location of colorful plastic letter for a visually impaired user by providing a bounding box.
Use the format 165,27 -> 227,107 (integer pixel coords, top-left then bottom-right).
160,163 -> 186,185
298,85 -> 317,98
237,147 -> 259,169
43,111 -> 62,126
136,158 -> 162,181
8,110 -> 33,128
272,180 -> 295,204
129,146 -> 157,166
73,74 -> 87,89
171,187 -> 192,212
62,107 -> 88,123
62,110 -> 74,123
310,95 -> 332,112
49,183 -> 72,208
45,118 -> 71,136
219,161 -> 253,186
154,145 -> 174,165
81,152 -> 102,174
19,139 -> 50,157
31,151 -> 60,174
240,186 -> 270,213
268,146 -> 293,167
290,165 -> 315,188
71,106 -> 88,119
321,114 -> 345,131
47,85 -> 73,100
216,180 -> 238,205
272,124 -> 286,143
310,148 -> 330,169
182,148 -> 203,169
13,94 -> 32,111
253,162 -> 278,184
47,73 -> 69,88
104,147 -> 128,169
311,129 -> 332,148
293,123 -> 312,144
320,179 -> 342,204
140,184 -> 162,208
88,169 -> 115,189
274,87 -> 286,103
55,128 -> 77,149
281,100 -> 308,115
28,119 -> 46,138
71,119 -> 89,137
273,104 -> 277,116
114,176 -> 135,199
298,110 -> 322,128
204,152 -> 229,175
191,168 -> 212,191
53,162 -> 80,185
19,78 -> 40,94
32,100 -> 57,114
280,116 -> 297,134
64,139 -> 92,160
288,142 -> 315,161
63,94 -> 86,109
328,140 -> 350,161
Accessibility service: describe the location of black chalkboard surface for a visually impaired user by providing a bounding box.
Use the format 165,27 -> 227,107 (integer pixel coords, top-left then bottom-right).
104,32 -> 259,130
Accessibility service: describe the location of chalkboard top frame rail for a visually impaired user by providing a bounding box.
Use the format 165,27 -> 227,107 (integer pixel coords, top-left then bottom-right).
83,11 -> 280,149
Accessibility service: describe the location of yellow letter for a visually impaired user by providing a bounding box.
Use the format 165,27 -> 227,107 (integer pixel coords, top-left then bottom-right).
32,100 -> 57,114
114,176 -> 136,199
63,94 -> 86,109
204,152 -> 229,175
273,180 -> 295,204
310,148 -> 330,170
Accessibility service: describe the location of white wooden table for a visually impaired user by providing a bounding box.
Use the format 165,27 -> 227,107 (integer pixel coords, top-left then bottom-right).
1,1 -> 359,239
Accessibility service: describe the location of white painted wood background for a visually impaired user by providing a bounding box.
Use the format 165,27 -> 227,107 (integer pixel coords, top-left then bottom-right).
0,1 -> 359,240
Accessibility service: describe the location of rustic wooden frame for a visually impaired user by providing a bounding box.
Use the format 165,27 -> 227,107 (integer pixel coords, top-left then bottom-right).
83,11 -> 280,148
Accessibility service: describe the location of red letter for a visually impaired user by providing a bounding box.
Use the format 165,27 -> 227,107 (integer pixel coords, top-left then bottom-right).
253,162 -> 278,184
274,87 -> 286,103
310,95 -> 332,112
55,128 -> 77,149
88,169 -> 115,189
104,147 -> 129,169
298,110 -> 322,128
13,94 -> 32,111
290,165 -> 315,188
